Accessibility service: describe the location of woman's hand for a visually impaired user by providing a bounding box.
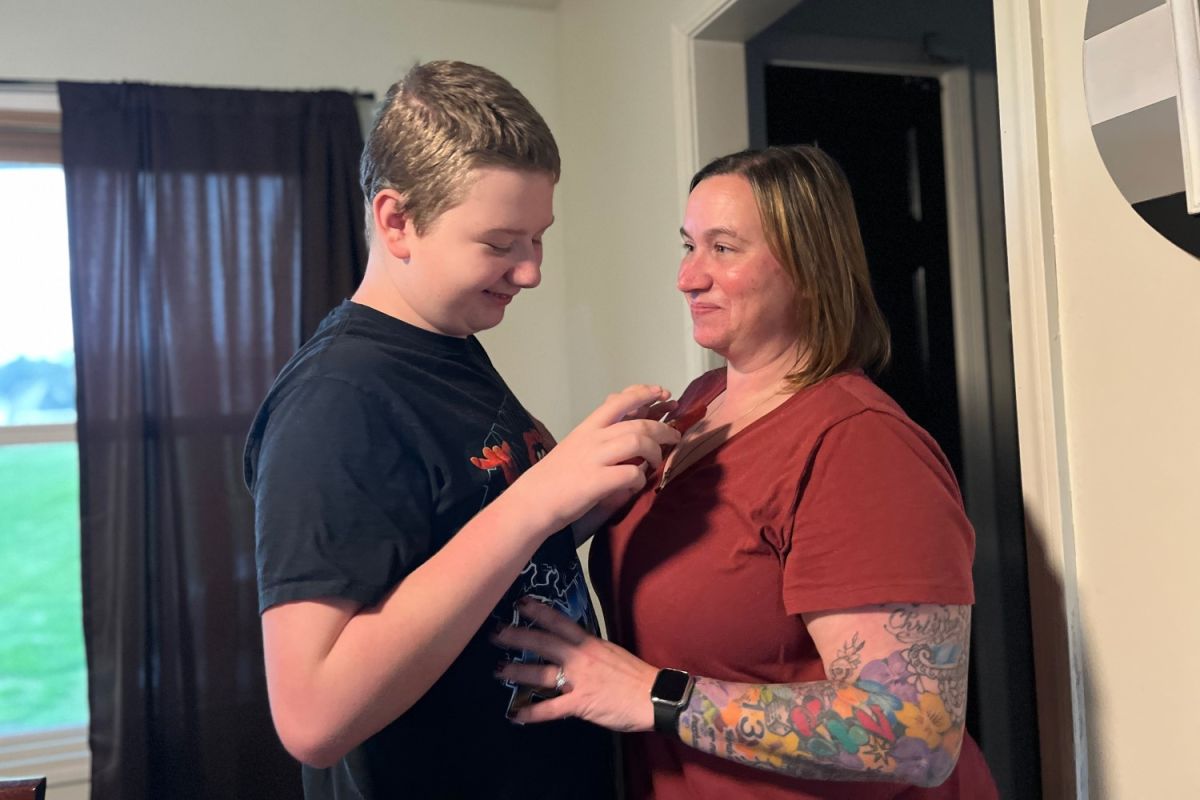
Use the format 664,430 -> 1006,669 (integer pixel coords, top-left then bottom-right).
492,596 -> 659,732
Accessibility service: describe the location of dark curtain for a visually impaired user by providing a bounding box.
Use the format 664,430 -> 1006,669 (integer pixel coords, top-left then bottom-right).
58,81 -> 367,799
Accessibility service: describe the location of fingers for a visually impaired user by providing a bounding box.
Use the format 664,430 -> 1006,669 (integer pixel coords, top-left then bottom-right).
509,693 -> 575,725
521,385 -> 681,531
626,398 -> 678,422
515,597 -> 589,643
608,418 -> 684,450
649,399 -> 679,422
591,463 -> 651,499
602,420 -> 681,468
493,622 -> 570,663
631,417 -> 685,446
584,384 -> 673,429
496,661 -> 565,692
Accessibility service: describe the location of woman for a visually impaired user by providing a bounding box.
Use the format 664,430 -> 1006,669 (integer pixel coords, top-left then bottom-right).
494,146 -> 998,798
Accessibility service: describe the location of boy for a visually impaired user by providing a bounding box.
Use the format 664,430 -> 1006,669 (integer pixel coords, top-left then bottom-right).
244,61 -> 679,798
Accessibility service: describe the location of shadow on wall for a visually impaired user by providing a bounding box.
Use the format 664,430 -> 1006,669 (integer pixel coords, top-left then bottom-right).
1023,510 -> 1088,800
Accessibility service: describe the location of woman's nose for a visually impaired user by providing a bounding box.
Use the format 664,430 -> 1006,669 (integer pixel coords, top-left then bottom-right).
677,254 -> 708,292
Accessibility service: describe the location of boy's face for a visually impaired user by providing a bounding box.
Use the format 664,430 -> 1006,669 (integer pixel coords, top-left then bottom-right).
392,167 -> 555,337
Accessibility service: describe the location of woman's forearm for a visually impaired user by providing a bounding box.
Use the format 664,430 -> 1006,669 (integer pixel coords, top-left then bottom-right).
677,631 -> 968,787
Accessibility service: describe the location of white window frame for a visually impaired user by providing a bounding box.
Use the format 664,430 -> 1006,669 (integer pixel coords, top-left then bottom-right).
0,88 -> 91,800
0,423 -> 75,445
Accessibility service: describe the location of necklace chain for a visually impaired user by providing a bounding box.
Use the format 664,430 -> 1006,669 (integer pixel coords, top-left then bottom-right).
658,386 -> 781,489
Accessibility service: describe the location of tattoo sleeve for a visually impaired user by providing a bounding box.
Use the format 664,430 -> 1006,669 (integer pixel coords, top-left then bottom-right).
677,605 -> 970,787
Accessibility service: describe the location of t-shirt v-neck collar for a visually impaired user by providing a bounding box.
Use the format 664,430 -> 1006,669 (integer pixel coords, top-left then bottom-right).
658,369 -> 800,490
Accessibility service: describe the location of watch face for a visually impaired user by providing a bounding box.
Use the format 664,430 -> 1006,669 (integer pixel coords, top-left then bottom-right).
651,669 -> 691,703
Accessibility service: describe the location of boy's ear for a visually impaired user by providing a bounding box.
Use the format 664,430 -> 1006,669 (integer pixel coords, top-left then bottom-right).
372,189 -> 415,260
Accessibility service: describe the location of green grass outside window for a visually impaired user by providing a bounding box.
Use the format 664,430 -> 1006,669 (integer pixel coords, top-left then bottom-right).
0,441 -> 88,735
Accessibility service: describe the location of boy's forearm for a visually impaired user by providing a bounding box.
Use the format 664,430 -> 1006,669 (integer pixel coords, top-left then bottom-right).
268,482 -> 553,766
268,385 -> 677,766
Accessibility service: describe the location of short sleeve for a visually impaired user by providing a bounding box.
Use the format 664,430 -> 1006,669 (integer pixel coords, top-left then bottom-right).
250,376 -> 434,613
782,410 -> 975,615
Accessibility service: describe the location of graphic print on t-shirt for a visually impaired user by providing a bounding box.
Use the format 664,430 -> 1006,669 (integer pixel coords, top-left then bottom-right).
498,560 -> 593,716
468,397 -> 598,717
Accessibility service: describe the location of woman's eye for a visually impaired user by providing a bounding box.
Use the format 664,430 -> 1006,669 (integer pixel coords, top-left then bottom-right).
486,242 -> 513,254
681,242 -> 694,253
714,243 -> 734,254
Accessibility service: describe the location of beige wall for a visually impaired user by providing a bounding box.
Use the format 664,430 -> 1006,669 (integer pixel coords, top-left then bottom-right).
559,2 -> 1200,796
0,0 -> 575,433
0,0 -> 720,431
1039,0 -> 1200,796
555,0 -> 708,420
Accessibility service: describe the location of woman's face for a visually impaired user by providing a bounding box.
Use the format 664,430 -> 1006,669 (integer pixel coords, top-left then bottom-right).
678,174 -> 801,367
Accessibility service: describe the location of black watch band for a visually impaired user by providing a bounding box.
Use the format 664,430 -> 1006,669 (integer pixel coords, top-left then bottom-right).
650,668 -> 694,737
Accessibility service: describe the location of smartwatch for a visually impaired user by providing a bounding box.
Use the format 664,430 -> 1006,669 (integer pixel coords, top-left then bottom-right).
650,668 -> 694,736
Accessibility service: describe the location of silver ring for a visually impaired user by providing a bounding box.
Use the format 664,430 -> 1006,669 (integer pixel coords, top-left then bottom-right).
554,667 -> 567,692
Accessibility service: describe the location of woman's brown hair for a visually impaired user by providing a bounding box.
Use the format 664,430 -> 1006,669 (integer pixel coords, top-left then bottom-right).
690,145 -> 891,389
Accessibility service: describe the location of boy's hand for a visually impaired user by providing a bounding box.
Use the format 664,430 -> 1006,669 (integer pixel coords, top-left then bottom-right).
514,384 -> 681,535
624,396 -> 679,425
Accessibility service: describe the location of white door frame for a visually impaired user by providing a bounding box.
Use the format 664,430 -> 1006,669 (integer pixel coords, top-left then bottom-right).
991,2 -> 1086,798
670,2 -> 1084,798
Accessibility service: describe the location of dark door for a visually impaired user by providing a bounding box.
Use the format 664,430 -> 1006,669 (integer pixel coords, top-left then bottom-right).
755,46 -> 1041,800
764,65 -> 963,477
765,61 -> 1007,773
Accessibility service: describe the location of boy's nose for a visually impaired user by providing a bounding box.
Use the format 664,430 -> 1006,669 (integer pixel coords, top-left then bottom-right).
510,257 -> 542,289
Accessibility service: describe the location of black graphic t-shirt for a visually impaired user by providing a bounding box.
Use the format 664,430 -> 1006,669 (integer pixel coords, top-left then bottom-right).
244,300 -> 614,800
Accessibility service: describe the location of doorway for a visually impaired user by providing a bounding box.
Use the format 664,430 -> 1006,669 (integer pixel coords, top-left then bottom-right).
672,1 -> 1045,796
672,1 -> 1081,797
746,28 -> 1039,800
764,65 -> 963,476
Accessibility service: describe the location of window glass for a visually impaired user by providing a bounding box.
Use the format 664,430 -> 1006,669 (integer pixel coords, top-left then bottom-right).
0,165 -> 75,426
0,162 -> 88,735
0,441 -> 86,734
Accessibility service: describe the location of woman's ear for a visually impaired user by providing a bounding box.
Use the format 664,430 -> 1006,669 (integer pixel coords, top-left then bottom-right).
372,189 -> 414,261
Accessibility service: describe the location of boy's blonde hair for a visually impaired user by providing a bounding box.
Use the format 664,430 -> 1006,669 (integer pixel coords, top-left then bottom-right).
360,60 -> 560,237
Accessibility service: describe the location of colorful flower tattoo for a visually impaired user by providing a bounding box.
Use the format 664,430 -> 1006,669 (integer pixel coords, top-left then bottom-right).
678,604 -> 970,787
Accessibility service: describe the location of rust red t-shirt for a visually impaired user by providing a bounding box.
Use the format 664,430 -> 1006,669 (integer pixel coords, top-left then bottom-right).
589,369 -> 997,800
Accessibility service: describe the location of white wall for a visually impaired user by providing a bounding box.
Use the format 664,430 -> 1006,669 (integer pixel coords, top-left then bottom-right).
0,0 -> 574,433
0,0 -> 722,430
1037,0 -> 1200,796
554,0 -> 711,421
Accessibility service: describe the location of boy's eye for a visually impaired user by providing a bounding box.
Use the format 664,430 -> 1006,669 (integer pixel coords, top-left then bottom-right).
714,244 -> 731,254
486,242 -> 514,254
681,242 -> 694,253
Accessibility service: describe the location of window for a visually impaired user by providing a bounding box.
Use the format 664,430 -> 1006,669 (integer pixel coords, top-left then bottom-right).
0,92 -> 90,798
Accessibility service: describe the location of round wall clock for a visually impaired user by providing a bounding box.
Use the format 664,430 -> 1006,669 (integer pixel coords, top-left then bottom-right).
1083,0 -> 1200,259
